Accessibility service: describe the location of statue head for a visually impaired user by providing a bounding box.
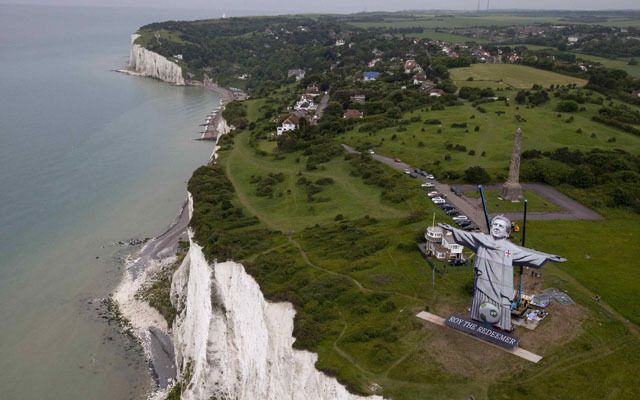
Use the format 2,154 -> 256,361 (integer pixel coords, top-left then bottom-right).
490,215 -> 511,239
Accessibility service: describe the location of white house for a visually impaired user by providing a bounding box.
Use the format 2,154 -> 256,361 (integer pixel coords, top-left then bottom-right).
424,226 -> 465,261
276,114 -> 299,136
294,94 -> 317,111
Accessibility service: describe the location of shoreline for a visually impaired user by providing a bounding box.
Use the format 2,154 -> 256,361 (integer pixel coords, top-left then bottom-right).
189,79 -> 245,141
113,78 -> 233,397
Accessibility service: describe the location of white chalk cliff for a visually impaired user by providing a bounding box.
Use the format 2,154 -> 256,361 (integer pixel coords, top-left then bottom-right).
127,34 -> 185,85
170,198 -> 383,400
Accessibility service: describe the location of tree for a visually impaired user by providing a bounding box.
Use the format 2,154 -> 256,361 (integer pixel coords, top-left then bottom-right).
464,166 -> 491,184
556,100 -> 579,113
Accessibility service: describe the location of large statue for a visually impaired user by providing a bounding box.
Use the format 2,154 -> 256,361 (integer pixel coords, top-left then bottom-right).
439,216 -> 566,331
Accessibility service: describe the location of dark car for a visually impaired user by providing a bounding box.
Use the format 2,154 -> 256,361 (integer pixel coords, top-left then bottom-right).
457,220 -> 472,227
448,258 -> 468,266
409,172 -> 418,178
446,209 -> 459,216
441,204 -> 456,210
451,186 -> 463,197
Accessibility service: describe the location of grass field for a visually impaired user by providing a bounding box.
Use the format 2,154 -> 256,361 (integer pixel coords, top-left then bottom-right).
202,90 -> 640,398
349,14 -> 564,30
464,189 -> 562,213
506,44 -> 640,78
449,64 -> 588,89
573,53 -> 640,78
343,93 -> 640,179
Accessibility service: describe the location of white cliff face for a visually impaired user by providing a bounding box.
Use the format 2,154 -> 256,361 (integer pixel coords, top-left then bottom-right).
127,34 -> 185,85
171,234 -> 383,400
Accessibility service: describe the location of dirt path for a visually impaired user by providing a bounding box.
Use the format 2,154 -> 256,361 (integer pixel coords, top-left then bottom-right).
288,237 -> 423,303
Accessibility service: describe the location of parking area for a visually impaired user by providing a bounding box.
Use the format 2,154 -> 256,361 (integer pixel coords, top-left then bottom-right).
341,144 -> 488,231
342,145 -> 603,232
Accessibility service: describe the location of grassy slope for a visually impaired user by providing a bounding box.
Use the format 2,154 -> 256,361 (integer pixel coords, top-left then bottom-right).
449,64 -> 588,89
209,93 -> 640,398
343,92 -> 640,178
342,93 -> 640,324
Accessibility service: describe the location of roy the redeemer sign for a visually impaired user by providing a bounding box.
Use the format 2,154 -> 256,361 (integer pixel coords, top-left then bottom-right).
445,315 -> 520,349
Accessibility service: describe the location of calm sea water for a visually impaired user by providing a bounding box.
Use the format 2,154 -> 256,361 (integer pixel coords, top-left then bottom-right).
0,5 -> 226,399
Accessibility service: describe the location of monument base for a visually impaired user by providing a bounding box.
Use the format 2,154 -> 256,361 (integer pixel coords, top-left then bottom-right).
500,182 -> 524,201
416,311 -> 542,363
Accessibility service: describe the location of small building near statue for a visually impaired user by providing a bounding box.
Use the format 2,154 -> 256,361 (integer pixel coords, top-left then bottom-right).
424,226 -> 464,261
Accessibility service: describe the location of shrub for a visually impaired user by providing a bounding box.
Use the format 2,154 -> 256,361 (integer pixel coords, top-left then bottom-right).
556,100 -> 579,112
464,166 -> 491,184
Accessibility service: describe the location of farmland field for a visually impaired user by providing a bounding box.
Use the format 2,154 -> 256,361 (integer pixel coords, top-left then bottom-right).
449,64 -> 588,89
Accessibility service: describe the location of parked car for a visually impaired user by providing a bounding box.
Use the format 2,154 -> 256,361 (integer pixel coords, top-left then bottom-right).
448,258 -> 468,266
427,191 -> 440,197
404,168 -> 411,174
451,186 -> 463,197
421,182 -> 435,188
457,220 -> 472,227
432,197 -> 446,204
441,204 -> 456,210
394,158 -> 401,163
425,174 -> 435,180
409,172 -> 418,178
452,215 -> 469,221
446,209 -> 459,216
368,149 -> 375,155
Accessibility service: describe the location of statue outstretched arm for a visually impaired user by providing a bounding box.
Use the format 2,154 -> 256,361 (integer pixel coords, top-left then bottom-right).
438,223 -> 481,252
512,245 -> 567,268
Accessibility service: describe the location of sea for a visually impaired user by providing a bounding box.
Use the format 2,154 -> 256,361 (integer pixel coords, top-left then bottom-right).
0,4 -> 239,399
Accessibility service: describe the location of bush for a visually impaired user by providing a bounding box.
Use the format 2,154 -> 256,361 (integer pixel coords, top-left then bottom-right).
556,100 -> 579,113
464,166 -> 491,184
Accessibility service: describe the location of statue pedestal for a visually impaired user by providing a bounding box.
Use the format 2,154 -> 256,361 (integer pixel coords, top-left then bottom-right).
500,182 -> 523,201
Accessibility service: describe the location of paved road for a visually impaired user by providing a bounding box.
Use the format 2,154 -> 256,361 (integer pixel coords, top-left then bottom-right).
455,184 -> 603,221
313,93 -> 330,122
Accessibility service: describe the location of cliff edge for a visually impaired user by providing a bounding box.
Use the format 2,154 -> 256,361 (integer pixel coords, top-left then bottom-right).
127,34 -> 185,85
169,205 -> 383,399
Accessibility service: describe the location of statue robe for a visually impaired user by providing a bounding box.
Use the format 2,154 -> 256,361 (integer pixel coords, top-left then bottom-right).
448,228 -> 557,331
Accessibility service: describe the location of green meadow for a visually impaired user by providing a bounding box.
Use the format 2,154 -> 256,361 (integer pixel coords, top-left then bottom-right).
449,64 -> 588,89
195,88 -> 640,398
344,92 -> 640,177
